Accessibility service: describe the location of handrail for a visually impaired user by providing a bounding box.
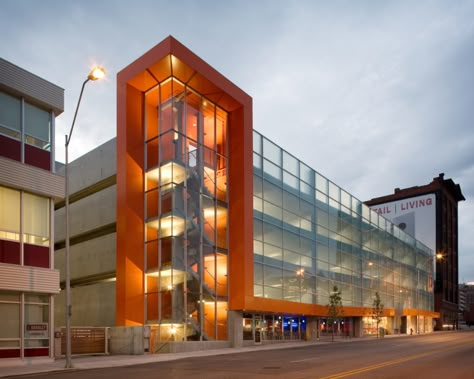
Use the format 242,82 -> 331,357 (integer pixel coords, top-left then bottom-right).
187,150 -> 227,192
203,266 -> 227,287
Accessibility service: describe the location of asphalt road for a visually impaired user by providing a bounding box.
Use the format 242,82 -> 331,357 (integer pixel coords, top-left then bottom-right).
16,331 -> 474,379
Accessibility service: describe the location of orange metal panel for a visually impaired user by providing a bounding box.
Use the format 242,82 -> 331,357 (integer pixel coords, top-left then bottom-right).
127,70 -> 159,93
240,296 -> 401,318
403,308 -> 440,318
228,106 -> 254,311
147,55 -> 172,84
116,83 -> 145,326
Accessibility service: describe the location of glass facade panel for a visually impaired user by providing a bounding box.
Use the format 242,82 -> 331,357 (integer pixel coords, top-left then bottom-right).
263,200 -> 282,222
328,182 -> 339,201
283,151 -> 298,176
253,131 -> 262,155
215,106 -> 227,158
315,173 -> 328,194
145,87 -> 159,142
263,159 -> 281,181
252,131 -> 434,316
263,138 -> 281,165
263,180 -> 282,206
264,243 -> 282,265
283,171 -> 299,191
300,163 -> 312,184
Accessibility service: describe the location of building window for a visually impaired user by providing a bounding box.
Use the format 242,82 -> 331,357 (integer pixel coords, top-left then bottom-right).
0,187 -> 21,264
0,186 -> 20,242
0,292 -> 50,359
24,294 -> 49,357
0,90 -> 52,170
23,193 -> 50,247
23,193 -> 50,268
0,186 -> 50,267
0,291 -> 20,358
0,92 -> 21,139
24,103 -> 51,151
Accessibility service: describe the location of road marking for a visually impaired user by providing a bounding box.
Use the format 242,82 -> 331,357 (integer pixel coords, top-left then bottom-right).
319,340 -> 473,379
291,357 -> 321,363
319,351 -> 434,379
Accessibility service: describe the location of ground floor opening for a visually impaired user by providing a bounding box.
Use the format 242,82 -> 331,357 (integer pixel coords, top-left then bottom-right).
0,291 -> 53,360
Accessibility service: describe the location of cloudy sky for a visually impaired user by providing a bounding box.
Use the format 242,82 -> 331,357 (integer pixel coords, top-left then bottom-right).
1,0 -> 473,282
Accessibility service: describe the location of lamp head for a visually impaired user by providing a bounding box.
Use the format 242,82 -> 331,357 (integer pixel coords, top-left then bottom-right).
88,66 -> 106,81
436,253 -> 443,260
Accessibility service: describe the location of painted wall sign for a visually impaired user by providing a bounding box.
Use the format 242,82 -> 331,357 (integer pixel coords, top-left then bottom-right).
370,193 -> 436,252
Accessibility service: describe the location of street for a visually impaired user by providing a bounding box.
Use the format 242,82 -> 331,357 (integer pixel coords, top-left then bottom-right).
11,331 -> 474,379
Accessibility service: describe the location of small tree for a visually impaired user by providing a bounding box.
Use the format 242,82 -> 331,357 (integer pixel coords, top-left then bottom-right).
372,291 -> 384,338
327,285 -> 344,341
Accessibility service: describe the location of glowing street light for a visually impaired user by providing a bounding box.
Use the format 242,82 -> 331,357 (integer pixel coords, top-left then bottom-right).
88,66 -> 106,81
64,66 -> 105,368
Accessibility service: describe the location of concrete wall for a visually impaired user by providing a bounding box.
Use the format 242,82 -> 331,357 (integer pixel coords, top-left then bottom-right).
55,186 -> 116,242
54,138 -> 117,330
56,138 -> 116,193
109,326 -> 146,355
55,233 -> 116,282
55,281 -> 115,328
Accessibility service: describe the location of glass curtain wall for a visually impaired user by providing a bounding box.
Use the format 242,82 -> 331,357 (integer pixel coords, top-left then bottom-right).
252,131 -> 434,317
144,77 -> 229,342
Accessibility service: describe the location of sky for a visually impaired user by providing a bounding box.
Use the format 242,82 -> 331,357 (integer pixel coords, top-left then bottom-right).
1,0 -> 473,283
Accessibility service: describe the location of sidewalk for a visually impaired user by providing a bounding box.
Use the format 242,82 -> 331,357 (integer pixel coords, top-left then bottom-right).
0,334 -> 406,378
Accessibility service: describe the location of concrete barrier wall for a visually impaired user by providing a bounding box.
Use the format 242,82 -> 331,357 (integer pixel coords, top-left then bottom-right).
109,326 -> 147,355
157,341 -> 230,354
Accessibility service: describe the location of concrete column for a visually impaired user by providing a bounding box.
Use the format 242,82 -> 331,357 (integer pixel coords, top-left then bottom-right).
306,317 -> 319,341
228,311 -> 243,348
353,317 -> 363,337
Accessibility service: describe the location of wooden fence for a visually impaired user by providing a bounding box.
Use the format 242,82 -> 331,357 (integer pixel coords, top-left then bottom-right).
60,327 -> 109,355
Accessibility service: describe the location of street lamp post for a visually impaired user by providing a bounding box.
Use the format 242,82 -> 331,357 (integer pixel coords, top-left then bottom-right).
64,66 -> 105,368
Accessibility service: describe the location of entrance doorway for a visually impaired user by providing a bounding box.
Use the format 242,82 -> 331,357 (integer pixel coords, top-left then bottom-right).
242,313 -> 306,343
